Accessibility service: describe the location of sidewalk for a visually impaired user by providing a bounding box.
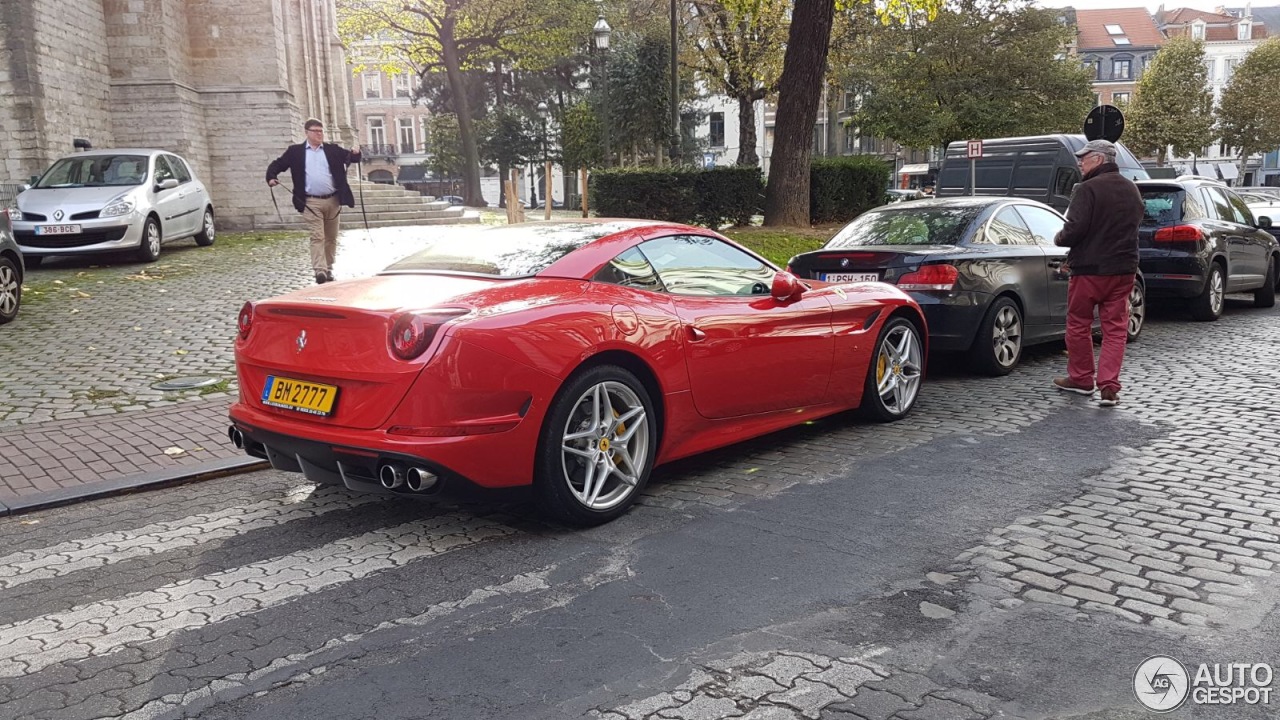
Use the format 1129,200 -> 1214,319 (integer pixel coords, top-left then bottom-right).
0,398 -> 265,516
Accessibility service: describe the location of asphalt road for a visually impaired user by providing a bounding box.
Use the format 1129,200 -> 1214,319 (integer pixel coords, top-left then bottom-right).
3,291 -> 1279,719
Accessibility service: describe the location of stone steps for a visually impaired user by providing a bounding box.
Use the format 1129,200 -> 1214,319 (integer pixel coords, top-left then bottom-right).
254,181 -> 478,230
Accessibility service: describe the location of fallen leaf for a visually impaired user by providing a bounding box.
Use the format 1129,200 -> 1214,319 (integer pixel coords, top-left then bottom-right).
163,447 -> 186,456
69,309 -> 79,314
159,289 -> 167,293
132,326 -> 142,331
174,349 -> 188,355
74,291 -> 91,298
53,280 -> 64,285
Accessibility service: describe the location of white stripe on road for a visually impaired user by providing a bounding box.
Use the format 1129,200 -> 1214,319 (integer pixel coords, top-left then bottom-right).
0,513 -> 515,677
0,484 -> 378,590
118,568 -> 558,720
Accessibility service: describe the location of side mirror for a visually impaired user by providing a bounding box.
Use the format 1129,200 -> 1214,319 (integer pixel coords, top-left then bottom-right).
1258,216 -> 1272,229
771,271 -> 804,303
156,178 -> 179,190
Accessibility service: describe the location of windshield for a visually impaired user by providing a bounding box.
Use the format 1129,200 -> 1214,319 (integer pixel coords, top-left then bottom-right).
35,155 -> 149,189
825,206 -> 982,248
383,222 -> 643,277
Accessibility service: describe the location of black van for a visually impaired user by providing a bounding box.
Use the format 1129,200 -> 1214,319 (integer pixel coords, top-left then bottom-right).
936,134 -> 1149,213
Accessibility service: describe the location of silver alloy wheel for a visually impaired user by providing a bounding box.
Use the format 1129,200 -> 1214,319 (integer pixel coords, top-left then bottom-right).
146,221 -> 161,257
0,263 -> 17,317
875,323 -> 923,415
1128,283 -> 1145,337
991,305 -> 1022,368
1209,267 -> 1224,316
559,380 -> 650,511
202,210 -> 215,241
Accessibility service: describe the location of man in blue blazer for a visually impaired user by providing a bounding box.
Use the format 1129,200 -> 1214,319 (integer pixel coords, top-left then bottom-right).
266,119 -> 362,284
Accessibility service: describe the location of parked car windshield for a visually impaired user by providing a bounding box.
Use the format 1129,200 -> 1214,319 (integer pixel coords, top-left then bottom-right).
383,221 -> 647,277
825,206 -> 982,248
34,155 -> 149,189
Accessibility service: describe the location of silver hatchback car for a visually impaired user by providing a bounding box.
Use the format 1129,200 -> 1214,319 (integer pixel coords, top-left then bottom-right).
11,149 -> 215,266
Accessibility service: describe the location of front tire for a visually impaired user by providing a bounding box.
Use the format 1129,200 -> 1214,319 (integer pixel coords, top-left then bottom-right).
860,316 -> 924,422
135,217 -> 162,263
0,257 -> 20,324
534,365 -> 656,526
1190,262 -> 1225,321
968,296 -> 1023,376
1254,256 -> 1276,309
194,207 -> 216,247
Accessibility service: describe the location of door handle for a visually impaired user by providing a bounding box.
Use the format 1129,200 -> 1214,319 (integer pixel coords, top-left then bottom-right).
1048,260 -> 1064,268
687,326 -> 707,342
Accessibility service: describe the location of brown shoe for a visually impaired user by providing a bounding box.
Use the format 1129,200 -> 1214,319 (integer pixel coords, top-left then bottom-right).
1099,388 -> 1119,407
1053,377 -> 1094,395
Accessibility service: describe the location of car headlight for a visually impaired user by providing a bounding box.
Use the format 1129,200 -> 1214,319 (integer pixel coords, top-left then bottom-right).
101,199 -> 135,217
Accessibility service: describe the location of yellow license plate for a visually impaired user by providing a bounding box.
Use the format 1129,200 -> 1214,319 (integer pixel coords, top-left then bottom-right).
262,376 -> 338,416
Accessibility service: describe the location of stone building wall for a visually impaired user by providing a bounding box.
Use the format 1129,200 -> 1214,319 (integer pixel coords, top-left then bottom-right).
0,0 -> 355,230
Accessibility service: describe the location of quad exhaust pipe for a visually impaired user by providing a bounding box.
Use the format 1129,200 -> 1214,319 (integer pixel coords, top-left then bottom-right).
377,463 -> 439,493
379,463 -> 406,489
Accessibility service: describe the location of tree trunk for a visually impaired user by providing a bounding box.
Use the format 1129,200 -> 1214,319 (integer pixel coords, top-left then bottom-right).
737,92 -> 760,166
440,16 -> 485,207
763,0 -> 837,227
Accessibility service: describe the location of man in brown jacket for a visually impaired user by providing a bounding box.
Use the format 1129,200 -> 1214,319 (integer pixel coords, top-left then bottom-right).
1052,139 -> 1144,407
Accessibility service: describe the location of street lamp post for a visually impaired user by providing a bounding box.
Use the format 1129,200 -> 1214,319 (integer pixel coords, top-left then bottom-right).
594,12 -> 612,168
670,0 -> 680,164
538,101 -> 551,220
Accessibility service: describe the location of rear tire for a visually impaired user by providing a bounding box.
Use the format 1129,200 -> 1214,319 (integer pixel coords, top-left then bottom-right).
194,207 -> 216,247
968,296 -> 1023,376
1190,262 -> 1225,321
859,316 -> 924,423
1254,256 -> 1276,309
1127,280 -> 1146,342
534,365 -> 656,526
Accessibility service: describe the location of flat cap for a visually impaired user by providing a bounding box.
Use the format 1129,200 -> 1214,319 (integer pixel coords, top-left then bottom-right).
1075,139 -> 1117,157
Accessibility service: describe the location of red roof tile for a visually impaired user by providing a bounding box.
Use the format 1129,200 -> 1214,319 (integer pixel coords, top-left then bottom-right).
1163,8 -> 1235,25
1076,9 -> 1166,50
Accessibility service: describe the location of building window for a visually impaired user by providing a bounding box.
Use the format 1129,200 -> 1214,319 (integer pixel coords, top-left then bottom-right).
392,73 -> 413,98
1239,21 -> 1251,40
843,126 -> 854,153
709,112 -> 725,148
1112,59 -> 1131,80
1192,21 -> 1205,40
1093,92 -> 1101,107
1112,92 -> 1130,105
1205,58 -> 1216,81
843,92 -> 856,111
363,72 -> 382,99
1105,24 -> 1124,35
398,117 -> 415,154
1224,58 -> 1237,81
368,117 -> 386,147
1112,37 -> 1131,46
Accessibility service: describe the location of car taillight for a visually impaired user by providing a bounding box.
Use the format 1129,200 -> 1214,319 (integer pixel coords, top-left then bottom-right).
1153,225 -> 1204,242
897,264 -> 958,291
237,301 -> 254,340
388,309 -> 468,360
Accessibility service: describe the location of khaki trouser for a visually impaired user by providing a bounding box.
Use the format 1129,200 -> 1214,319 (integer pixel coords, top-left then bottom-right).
302,195 -> 341,273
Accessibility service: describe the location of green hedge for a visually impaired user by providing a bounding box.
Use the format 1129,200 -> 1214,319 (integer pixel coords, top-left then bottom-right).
592,166 -> 764,227
810,156 -> 891,224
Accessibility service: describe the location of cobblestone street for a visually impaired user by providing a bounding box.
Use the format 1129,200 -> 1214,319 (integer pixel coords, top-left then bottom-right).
1,248 -> 1278,717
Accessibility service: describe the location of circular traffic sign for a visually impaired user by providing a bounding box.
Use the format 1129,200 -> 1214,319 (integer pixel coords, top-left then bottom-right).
1084,104 -> 1125,143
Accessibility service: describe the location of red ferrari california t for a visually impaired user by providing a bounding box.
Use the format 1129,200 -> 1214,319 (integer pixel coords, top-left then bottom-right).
229,220 -> 927,525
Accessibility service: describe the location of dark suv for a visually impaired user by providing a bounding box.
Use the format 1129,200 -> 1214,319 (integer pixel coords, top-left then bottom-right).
1136,177 -> 1278,320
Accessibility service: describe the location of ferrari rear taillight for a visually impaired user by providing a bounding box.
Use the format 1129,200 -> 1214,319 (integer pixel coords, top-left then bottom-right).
237,301 -> 254,340
388,309 -> 468,361
897,264 -> 958,291
1154,224 -> 1204,242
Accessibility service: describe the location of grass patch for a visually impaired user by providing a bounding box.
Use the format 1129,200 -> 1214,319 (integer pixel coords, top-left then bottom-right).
84,388 -> 124,401
216,230 -> 308,250
722,227 -> 832,268
198,379 -> 232,395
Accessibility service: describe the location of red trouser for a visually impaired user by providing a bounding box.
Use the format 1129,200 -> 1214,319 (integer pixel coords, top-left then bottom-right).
1066,273 -> 1134,393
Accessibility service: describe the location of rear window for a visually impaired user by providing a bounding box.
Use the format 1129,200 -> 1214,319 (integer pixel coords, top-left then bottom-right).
825,206 -> 982,248
383,222 -> 645,277
1138,187 -> 1204,225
